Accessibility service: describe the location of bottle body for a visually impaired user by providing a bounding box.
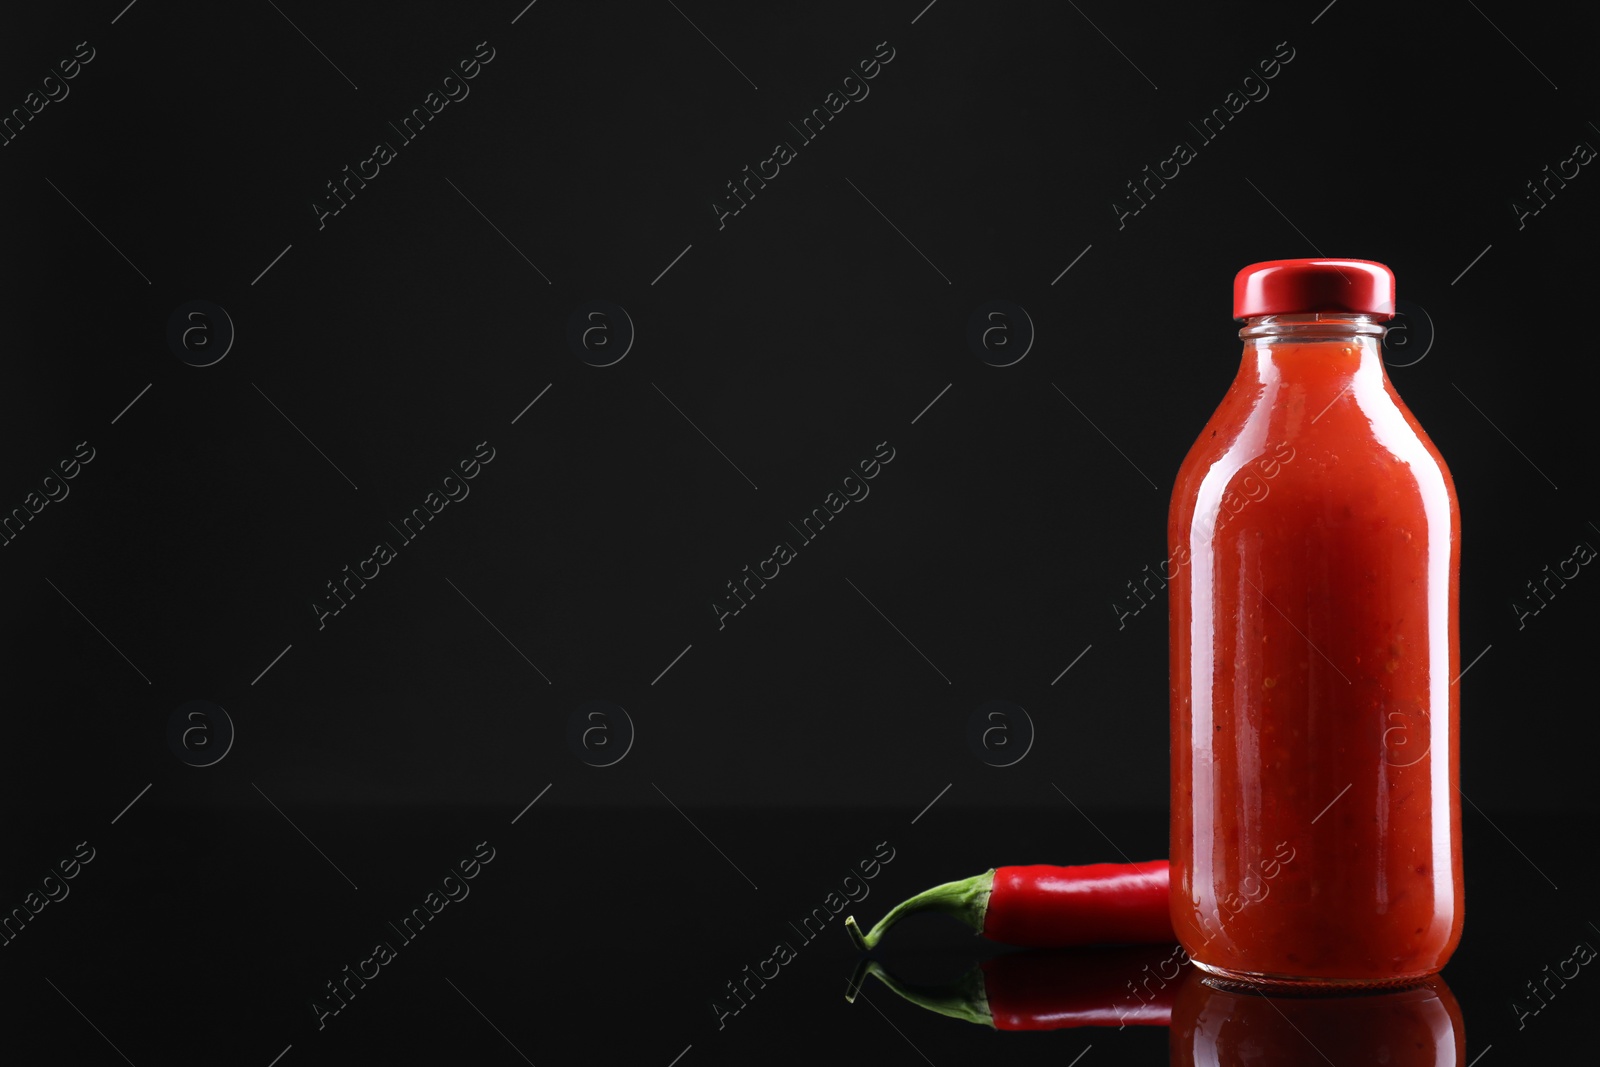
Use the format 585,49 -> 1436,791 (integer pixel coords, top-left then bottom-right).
1169,312 -> 1462,986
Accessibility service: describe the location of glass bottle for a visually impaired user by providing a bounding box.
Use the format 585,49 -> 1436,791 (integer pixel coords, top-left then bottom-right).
1169,259 -> 1462,987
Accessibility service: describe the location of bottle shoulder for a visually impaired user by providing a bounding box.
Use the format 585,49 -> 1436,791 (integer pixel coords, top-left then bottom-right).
1170,370 -> 1458,536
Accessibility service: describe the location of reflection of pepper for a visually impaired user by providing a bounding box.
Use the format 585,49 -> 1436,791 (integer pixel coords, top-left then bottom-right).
846,944 -> 1182,1030
846,861 -> 1170,950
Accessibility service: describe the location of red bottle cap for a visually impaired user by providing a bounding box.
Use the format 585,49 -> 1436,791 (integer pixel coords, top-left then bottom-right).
1233,258 -> 1396,320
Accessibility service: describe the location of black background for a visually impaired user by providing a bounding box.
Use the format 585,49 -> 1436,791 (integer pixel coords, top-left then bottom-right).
1,1 -> 1595,1063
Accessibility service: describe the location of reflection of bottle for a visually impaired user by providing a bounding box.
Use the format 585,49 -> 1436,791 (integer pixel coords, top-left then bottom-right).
1170,260 -> 1462,987
1170,970 -> 1465,1066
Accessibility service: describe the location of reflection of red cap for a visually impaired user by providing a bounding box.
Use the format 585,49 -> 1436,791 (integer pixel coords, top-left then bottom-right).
1233,258 -> 1396,320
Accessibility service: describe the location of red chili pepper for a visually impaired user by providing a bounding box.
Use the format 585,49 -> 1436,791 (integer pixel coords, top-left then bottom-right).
845,860 -> 1171,950
846,944 -> 1183,1031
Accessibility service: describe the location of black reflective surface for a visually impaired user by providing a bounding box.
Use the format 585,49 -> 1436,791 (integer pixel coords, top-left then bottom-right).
5,805 -> 1591,1063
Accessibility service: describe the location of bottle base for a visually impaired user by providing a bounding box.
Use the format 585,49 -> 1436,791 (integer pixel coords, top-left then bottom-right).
1190,959 -> 1439,993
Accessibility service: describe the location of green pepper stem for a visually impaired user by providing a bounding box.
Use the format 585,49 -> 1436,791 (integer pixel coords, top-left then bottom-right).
844,960 -> 993,1028
844,869 -> 995,951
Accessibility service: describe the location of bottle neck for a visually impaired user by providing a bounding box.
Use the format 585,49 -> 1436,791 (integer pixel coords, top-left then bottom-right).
1239,311 -> 1387,341
1238,312 -> 1387,382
